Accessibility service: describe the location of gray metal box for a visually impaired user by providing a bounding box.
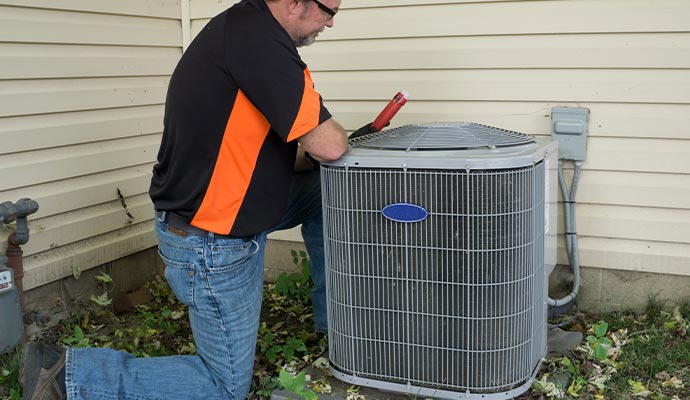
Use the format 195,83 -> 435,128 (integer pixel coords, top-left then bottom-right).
0,266 -> 24,354
551,107 -> 589,161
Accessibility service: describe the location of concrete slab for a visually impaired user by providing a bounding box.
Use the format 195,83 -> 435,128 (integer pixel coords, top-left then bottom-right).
547,329 -> 584,359
271,329 -> 584,400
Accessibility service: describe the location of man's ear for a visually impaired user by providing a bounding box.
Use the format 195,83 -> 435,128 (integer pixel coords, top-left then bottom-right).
287,0 -> 303,15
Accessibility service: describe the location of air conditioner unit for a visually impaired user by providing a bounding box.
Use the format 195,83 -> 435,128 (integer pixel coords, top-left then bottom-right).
321,122 -> 558,399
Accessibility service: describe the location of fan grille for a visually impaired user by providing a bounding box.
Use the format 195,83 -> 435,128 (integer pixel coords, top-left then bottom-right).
322,164 -> 546,395
350,122 -> 536,151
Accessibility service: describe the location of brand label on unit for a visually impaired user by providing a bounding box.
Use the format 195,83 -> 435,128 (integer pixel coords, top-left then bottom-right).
0,270 -> 13,293
381,203 -> 428,223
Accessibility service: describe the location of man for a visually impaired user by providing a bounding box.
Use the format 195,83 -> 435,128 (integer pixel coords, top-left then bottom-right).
21,0 -> 346,399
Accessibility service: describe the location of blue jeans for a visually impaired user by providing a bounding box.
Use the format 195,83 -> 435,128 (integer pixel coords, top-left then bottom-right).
65,171 -> 326,400
268,170 -> 327,332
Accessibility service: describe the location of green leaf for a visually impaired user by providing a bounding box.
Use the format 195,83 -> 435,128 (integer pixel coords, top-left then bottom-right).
628,379 -> 651,397
278,369 -> 293,389
567,376 -> 585,396
279,369 -> 303,393
74,325 -> 84,340
90,292 -> 112,306
661,376 -> 684,389
562,356 -> 576,374
266,348 -> 278,363
283,346 -> 295,362
663,321 -> 677,330
274,272 -> 292,296
594,321 -> 609,338
287,336 -> 307,352
95,272 -> 113,283
590,375 -> 609,390
594,343 -> 609,360
300,261 -> 311,283
293,370 -> 307,389
301,390 -> 318,400
263,331 -> 274,346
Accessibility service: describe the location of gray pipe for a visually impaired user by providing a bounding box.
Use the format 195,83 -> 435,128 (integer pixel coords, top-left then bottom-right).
549,162 -> 583,308
7,199 -> 39,245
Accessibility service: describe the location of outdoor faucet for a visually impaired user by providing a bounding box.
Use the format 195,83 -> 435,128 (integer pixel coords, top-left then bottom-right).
1,198 -> 39,245
1,198 -> 39,320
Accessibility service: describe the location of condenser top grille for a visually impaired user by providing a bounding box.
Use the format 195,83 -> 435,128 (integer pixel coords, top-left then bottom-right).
351,122 -> 535,151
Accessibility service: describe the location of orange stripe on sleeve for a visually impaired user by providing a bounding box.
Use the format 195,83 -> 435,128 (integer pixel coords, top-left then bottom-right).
287,68 -> 322,142
191,90 -> 270,234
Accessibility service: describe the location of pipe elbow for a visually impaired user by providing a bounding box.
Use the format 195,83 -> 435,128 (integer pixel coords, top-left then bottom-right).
15,198 -> 39,217
9,230 -> 30,246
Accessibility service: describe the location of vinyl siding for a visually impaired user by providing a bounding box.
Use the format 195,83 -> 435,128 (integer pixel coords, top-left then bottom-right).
196,0 -> 690,276
0,1 -> 181,289
1,0 -> 688,292
318,0 -> 690,277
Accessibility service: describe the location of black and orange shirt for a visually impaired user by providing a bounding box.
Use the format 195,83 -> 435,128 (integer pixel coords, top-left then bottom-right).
149,0 -> 331,237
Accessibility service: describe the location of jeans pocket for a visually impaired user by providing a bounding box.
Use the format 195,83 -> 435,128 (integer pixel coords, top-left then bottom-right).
207,239 -> 260,274
159,248 -> 196,308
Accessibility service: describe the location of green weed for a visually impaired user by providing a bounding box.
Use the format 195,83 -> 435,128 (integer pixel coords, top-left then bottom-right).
0,347 -> 22,400
278,369 -> 317,400
273,250 -> 312,302
586,321 -> 613,361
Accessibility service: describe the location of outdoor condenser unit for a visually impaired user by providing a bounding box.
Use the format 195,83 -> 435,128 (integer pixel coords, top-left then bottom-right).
321,122 -> 558,399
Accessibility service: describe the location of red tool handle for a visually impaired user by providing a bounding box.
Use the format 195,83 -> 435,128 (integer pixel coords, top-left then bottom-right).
371,90 -> 409,131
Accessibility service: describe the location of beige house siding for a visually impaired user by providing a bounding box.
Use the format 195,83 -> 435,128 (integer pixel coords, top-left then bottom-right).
0,1 -> 181,289
195,0 -> 690,277
1,0 -> 688,293
315,0 -> 690,278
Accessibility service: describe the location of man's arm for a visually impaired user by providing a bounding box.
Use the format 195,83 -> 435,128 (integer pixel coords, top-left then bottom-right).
297,118 -> 348,162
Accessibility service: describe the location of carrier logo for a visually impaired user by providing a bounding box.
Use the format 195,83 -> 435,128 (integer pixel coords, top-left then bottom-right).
381,203 -> 428,223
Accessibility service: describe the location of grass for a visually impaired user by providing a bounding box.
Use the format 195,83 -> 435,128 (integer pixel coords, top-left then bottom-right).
0,347 -> 21,400
2,261 -> 689,400
525,305 -> 690,400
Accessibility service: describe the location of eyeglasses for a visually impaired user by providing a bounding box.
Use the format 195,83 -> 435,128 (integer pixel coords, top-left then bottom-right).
310,0 -> 337,20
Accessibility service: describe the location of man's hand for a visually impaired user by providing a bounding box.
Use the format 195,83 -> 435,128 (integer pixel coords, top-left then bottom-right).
348,123 -> 377,140
348,121 -> 390,140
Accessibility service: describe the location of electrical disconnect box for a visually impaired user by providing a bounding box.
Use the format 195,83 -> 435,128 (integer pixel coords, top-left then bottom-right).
551,107 -> 589,161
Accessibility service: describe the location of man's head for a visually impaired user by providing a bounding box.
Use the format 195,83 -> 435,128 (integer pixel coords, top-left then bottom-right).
267,0 -> 341,47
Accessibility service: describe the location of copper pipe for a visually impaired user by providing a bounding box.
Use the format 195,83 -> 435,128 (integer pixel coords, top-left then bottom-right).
6,234 -> 25,311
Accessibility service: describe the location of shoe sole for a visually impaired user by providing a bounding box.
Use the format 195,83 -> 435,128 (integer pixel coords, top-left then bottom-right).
20,343 -> 64,400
